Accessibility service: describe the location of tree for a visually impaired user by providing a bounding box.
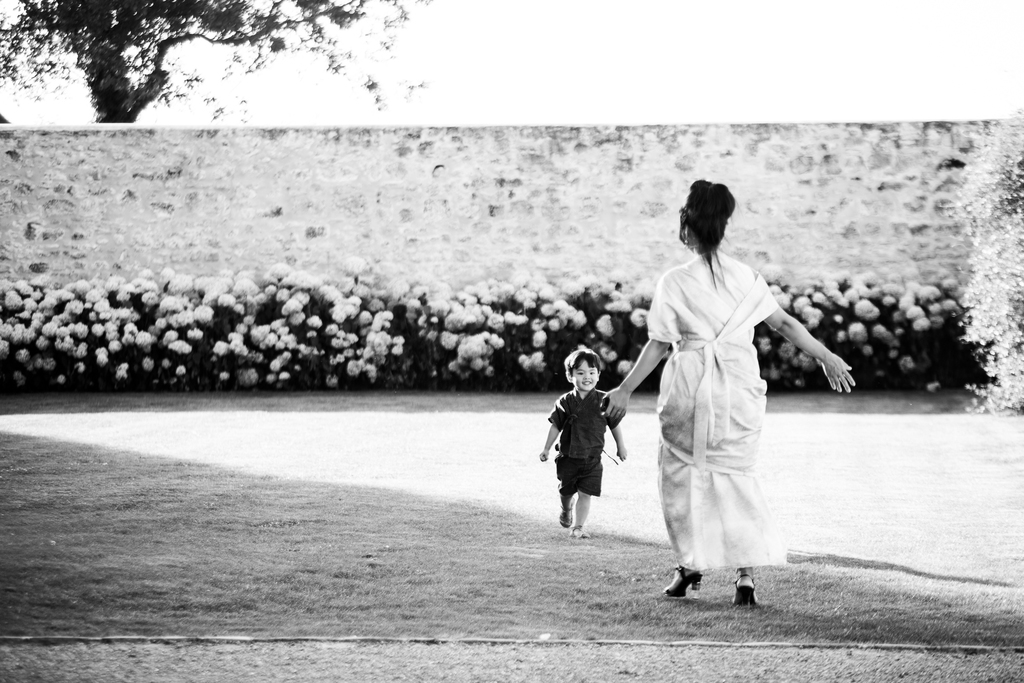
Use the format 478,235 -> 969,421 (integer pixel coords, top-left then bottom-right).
958,113 -> 1024,414
0,0 -> 428,123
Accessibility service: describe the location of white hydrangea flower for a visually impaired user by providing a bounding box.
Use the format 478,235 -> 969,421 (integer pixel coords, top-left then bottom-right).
176,365 -> 186,377
848,322 -> 869,345
596,315 -> 615,338
187,329 -> 203,341
912,317 -> 932,332
115,363 -> 129,381
532,330 -> 547,348
905,306 -> 926,321
440,331 -> 460,350
141,356 -> 155,372
168,340 -> 193,355
217,293 -> 237,308
167,274 -> 194,295
281,270 -> 323,290
158,296 -> 185,314
3,290 -> 24,311
605,292 -> 633,313
194,305 -> 214,324
917,285 -> 941,302
233,278 -> 261,298
135,331 -> 155,349
854,300 -> 881,321
237,368 -> 259,387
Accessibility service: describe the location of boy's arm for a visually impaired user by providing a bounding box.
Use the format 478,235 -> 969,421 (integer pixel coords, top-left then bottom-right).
539,423 -> 560,462
609,424 -> 628,461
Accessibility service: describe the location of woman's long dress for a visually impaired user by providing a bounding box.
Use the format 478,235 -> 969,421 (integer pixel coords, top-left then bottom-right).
648,253 -> 787,570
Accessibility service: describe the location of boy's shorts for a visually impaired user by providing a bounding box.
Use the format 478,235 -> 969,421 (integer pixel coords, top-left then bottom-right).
555,455 -> 602,497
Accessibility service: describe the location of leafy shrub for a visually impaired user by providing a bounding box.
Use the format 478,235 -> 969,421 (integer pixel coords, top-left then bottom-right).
958,113 -> 1024,413
0,264 -> 983,393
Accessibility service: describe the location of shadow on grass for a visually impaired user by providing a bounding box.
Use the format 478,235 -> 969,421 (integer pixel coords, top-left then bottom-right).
787,551 -> 1012,588
0,389 -> 976,416
2,431 -> 1020,645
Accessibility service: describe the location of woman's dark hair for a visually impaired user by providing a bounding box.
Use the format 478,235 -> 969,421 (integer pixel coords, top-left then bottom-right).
679,180 -> 736,285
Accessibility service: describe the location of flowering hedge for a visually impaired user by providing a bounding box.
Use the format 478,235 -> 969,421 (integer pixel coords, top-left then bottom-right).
0,264 -> 984,393
958,112 -> 1024,413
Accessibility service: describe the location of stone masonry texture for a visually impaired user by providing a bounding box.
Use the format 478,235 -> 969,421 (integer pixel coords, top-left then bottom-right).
0,122 -> 988,289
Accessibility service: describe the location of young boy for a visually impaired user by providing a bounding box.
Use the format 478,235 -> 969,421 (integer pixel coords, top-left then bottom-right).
539,347 -> 628,538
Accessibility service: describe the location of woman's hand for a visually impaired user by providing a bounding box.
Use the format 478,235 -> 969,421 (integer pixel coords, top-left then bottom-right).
603,386 -> 631,423
820,352 -> 855,393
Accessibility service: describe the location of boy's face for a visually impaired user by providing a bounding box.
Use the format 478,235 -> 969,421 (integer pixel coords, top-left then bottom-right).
568,360 -> 599,395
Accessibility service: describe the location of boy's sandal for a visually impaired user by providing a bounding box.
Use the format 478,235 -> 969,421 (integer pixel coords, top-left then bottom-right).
570,526 -> 591,539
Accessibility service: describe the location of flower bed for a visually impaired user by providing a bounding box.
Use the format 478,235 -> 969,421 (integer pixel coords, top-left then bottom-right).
0,265 -> 986,393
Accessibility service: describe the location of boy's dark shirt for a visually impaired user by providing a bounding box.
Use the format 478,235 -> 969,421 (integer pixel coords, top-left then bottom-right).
548,389 -> 622,459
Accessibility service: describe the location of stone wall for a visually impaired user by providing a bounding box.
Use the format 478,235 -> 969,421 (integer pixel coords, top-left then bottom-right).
0,122 -> 988,289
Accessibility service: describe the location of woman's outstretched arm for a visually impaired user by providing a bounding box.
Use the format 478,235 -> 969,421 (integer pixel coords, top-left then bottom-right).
763,308 -> 855,392
603,339 -> 673,422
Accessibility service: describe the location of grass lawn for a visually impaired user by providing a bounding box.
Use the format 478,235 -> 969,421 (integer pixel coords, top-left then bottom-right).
1,390 -> 1022,646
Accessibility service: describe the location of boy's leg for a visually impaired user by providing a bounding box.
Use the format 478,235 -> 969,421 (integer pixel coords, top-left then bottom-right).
559,494 -> 575,528
574,492 -> 591,528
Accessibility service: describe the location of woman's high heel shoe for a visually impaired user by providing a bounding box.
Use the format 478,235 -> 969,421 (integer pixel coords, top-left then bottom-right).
733,574 -> 757,606
664,566 -> 703,598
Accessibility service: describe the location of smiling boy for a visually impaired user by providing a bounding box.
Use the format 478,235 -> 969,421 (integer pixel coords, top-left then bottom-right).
539,347 -> 628,538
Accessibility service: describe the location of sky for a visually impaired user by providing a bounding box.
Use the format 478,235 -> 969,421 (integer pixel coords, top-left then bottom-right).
4,0 -> 1024,126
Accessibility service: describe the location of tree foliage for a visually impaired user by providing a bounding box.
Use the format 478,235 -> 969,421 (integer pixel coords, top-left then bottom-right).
0,0 -> 426,123
959,113 -> 1024,414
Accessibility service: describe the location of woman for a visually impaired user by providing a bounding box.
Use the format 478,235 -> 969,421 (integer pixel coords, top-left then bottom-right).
604,180 -> 854,606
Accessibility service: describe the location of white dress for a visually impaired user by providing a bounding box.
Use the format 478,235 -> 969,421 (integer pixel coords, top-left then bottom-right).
647,252 -> 787,570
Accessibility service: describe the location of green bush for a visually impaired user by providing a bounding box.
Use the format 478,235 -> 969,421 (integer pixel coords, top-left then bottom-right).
0,265 -> 983,393
958,113 -> 1024,413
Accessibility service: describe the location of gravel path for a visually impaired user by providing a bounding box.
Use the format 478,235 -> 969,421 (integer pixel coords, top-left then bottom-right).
3,641 -> 1024,683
